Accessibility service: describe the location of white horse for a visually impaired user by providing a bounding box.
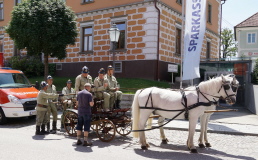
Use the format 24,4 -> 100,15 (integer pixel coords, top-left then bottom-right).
132,74 -> 239,153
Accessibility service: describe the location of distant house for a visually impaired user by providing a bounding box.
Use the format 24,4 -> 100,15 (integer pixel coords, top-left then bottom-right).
234,12 -> 258,59
0,0 -> 221,81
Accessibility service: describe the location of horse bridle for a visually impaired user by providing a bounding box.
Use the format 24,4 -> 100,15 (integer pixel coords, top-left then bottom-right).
218,81 -> 239,101
197,80 -> 239,103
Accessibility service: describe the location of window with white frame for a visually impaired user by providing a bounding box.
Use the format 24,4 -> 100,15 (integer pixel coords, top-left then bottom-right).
114,62 -> 122,73
0,2 -> 3,20
207,3 -> 212,23
206,41 -> 211,59
176,0 -> 182,5
81,26 -> 93,53
175,28 -> 181,55
56,64 -> 62,70
115,22 -> 126,50
15,0 -> 22,5
247,33 -> 256,44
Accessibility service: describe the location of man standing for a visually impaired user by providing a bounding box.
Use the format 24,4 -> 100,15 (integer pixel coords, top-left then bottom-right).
46,75 -> 58,134
106,65 -> 123,109
61,79 -> 76,129
75,66 -> 93,93
76,83 -> 94,146
94,68 -> 114,112
35,81 -> 59,135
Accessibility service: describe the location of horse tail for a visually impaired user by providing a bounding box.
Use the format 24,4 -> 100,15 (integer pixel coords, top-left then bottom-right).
132,89 -> 141,138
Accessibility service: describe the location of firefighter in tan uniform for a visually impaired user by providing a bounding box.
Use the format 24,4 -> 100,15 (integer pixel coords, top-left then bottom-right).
75,66 -> 93,93
61,79 -> 76,129
46,75 -> 58,134
105,65 -> 123,109
94,68 -> 114,112
35,81 -> 59,135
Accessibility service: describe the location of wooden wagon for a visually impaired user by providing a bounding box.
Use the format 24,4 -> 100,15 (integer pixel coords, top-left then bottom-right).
62,98 -> 132,142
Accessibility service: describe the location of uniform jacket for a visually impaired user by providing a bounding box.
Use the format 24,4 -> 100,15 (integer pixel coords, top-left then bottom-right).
46,84 -> 57,102
75,74 -> 93,92
105,75 -> 118,91
62,86 -> 75,100
36,90 -> 59,111
94,77 -> 110,92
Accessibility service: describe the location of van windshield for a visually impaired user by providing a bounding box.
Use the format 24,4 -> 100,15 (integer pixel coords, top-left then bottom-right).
0,73 -> 32,88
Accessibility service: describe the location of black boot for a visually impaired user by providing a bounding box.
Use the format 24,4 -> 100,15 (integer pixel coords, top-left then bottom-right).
50,121 -> 57,134
60,123 -> 65,132
47,122 -> 50,133
35,126 -> 44,135
116,100 -> 121,109
41,124 -> 49,134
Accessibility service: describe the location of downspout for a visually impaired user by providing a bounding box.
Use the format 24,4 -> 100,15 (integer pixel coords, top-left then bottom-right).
219,0 -> 226,59
154,0 -> 160,81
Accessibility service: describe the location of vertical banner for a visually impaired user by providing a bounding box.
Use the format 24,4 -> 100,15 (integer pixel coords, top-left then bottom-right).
182,0 -> 207,80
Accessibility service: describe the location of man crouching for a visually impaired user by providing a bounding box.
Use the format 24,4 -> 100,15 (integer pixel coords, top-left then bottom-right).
76,83 -> 94,146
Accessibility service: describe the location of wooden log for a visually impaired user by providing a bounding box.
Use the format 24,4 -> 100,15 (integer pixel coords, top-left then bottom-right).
148,115 -> 161,119
204,109 -> 238,113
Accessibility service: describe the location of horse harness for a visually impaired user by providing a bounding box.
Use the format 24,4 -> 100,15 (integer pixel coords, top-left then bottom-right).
133,79 -> 238,132
139,87 -> 218,121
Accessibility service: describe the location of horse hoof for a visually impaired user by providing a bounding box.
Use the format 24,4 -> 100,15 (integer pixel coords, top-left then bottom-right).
162,138 -> 168,144
198,143 -> 205,148
190,149 -> 198,153
205,143 -> 211,147
141,146 -> 148,150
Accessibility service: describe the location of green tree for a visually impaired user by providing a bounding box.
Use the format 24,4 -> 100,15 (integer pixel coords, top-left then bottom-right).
220,28 -> 237,58
252,58 -> 258,84
5,0 -> 77,78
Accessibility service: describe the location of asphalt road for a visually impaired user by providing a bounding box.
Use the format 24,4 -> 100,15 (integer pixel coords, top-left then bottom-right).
1,118 -> 258,160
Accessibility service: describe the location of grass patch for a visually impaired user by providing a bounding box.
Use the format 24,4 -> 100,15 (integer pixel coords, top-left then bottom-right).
28,77 -> 170,94
117,78 -> 170,94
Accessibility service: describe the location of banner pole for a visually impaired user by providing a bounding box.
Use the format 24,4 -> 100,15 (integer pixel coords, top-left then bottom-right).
180,0 -> 185,89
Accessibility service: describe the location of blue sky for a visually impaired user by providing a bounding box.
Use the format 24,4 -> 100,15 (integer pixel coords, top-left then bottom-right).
222,0 -> 258,30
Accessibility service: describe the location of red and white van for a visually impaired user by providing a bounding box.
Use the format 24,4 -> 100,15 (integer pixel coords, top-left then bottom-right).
0,68 -> 38,124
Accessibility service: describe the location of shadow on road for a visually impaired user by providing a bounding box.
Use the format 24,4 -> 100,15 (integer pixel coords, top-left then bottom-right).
73,143 -> 93,153
32,134 -> 62,141
0,117 -> 35,128
133,142 -> 256,160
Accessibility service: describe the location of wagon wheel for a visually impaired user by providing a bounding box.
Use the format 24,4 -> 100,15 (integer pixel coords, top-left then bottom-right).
115,116 -> 132,136
90,121 -> 98,132
63,111 -> 78,136
91,124 -> 97,132
90,115 -> 99,132
96,119 -> 116,142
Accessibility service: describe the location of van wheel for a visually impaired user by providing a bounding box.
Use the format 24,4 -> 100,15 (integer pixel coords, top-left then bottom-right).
0,108 -> 7,125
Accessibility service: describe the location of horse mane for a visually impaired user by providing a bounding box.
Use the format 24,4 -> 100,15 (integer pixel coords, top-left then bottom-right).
198,76 -> 222,93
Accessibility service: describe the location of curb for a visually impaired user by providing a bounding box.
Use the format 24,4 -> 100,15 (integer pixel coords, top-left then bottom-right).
163,126 -> 258,137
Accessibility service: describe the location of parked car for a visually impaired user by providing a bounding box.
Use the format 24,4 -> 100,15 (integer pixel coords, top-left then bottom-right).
0,68 -> 38,124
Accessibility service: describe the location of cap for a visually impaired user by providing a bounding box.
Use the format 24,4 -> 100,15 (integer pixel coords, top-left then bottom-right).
47,75 -> 53,79
67,79 -> 72,84
84,83 -> 91,87
82,66 -> 89,73
40,81 -> 48,88
107,65 -> 113,70
98,68 -> 105,74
